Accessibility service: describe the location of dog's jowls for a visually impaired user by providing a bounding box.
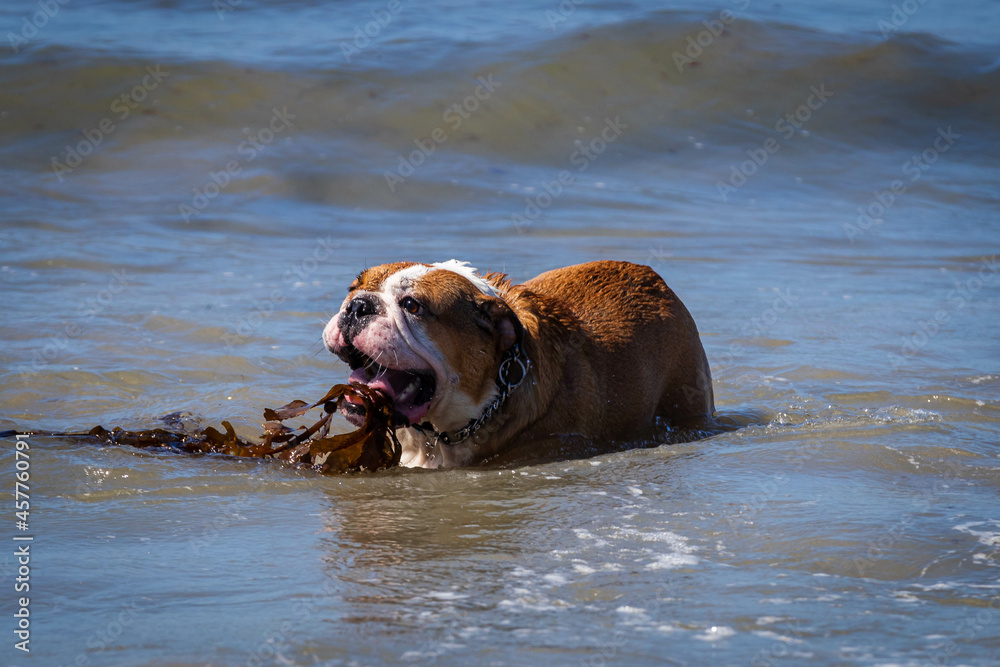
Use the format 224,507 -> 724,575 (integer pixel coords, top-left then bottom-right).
323,260 -> 714,468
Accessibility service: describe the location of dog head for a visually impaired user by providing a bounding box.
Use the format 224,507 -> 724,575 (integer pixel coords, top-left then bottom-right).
323,260 -> 521,435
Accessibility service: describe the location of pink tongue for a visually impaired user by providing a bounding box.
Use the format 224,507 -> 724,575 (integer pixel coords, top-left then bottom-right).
347,367 -> 431,425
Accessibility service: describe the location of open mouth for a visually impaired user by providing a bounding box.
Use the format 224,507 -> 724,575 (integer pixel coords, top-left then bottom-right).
340,346 -> 436,427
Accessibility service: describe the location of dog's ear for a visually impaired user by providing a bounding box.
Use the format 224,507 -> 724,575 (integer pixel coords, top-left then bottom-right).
475,295 -> 522,352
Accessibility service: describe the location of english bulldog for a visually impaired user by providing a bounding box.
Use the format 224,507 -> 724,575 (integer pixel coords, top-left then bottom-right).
322,260 -> 714,468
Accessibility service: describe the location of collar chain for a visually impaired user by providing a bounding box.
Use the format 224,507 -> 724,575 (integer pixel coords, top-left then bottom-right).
412,342 -> 530,447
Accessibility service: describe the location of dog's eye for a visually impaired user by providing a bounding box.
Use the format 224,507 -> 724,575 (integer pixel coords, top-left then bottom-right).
400,296 -> 422,315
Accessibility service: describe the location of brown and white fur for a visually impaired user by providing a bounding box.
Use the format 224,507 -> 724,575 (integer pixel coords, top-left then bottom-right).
322,260 -> 714,468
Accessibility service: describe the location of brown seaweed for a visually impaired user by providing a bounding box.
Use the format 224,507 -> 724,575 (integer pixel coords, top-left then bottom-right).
84,382 -> 401,474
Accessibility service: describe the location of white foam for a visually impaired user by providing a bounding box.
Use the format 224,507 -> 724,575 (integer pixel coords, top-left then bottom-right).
871,406 -> 942,424
573,528 -> 609,547
753,630 -> 804,644
616,605 -> 646,615
695,626 -> 736,642
400,651 -> 435,662
426,591 -> 469,601
756,616 -> 784,626
910,582 -> 958,591
567,528 -> 702,569
647,553 -> 699,570
955,520 -> 1000,547
497,596 -> 565,613
619,528 -> 692,544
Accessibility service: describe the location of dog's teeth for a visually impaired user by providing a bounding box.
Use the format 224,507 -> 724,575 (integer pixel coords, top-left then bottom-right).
399,379 -> 419,401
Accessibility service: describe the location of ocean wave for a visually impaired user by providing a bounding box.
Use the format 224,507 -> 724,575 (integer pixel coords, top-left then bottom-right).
2,14 -> 998,174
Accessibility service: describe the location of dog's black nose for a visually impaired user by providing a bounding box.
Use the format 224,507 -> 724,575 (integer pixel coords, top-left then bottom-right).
339,295 -> 382,345
346,296 -> 377,318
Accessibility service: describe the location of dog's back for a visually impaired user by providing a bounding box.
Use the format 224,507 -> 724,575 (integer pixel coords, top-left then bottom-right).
517,260 -> 714,441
